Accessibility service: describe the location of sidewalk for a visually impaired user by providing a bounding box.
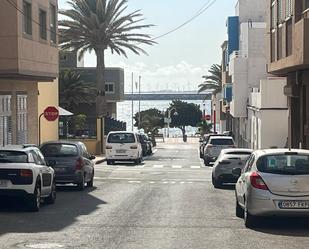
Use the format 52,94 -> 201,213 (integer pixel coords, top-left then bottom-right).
94,155 -> 106,165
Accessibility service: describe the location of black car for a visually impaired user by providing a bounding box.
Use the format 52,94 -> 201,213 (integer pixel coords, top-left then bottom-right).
40,141 -> 95,191
138,134 -> 152,156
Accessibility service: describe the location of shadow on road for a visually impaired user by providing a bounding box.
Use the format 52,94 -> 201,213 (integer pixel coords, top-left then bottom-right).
217,184 -> 235,191
252,217 -> 309,237
0,186 -> 106,236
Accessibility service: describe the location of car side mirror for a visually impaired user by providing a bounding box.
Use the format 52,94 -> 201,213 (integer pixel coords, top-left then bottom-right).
232,168 -> 242,178
89,155 -> 96,160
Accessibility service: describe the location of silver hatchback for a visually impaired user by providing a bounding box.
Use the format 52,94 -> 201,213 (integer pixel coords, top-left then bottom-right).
233,149 -> 309,228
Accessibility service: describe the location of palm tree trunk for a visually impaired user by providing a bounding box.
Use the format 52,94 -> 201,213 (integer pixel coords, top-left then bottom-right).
95,48 -> 107,117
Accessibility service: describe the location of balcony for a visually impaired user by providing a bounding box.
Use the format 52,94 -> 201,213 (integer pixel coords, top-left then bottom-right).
268,17 -> 309,74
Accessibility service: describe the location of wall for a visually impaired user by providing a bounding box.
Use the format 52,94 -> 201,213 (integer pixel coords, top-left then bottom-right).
235,0 -> 267,23
0,79 -> 38,144
38,79 -> 59,143
0,0 -> 58,79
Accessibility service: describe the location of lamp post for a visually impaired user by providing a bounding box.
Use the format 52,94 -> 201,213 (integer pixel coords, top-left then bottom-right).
213,103 -> 216,134
166,107 -> 177,138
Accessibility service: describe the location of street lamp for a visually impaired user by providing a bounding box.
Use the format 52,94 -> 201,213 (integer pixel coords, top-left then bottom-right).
165,107 -> 178,138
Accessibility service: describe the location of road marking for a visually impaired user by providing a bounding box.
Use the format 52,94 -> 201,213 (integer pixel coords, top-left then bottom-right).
153,165 -> 164,168
128,181 -> 141,184
170,181 -> 176,184
172,165 -> 182,169
180,181 -> 185,184
163,181 -> 169,184
190,166 -> 201,169
149,181 -> 155,184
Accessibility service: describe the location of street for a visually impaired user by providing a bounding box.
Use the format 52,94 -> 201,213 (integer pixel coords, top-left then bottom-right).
1,141 -> 309,249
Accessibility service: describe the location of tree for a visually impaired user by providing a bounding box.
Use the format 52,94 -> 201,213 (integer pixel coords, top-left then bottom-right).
134,108 -> 164,135
197,120 -> 213,136
198,64 -> 222,95
59,0 -> 156,117
59,69 -> 96,111
169,100 -> 202,142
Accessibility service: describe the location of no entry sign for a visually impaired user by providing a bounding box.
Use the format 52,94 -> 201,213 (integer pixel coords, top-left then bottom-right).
44,106 -> 59,121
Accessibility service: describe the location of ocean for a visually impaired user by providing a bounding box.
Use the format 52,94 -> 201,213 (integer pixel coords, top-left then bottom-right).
117,100 -> 211,136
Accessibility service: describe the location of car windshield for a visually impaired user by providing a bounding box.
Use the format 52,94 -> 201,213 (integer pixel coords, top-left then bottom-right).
41,144 -> 78,157
257,154 -> 309,175
0,151 -> 28,163
210,138 -> 234,145
108,133 -> 136,143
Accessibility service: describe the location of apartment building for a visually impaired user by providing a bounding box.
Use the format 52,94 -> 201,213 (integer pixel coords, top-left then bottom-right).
226,0 -> 269,147
0,0 -> 59,145
267,0 -> 309,149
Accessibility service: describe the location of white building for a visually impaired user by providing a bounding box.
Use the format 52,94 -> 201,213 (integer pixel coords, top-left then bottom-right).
248,78 -> 288,149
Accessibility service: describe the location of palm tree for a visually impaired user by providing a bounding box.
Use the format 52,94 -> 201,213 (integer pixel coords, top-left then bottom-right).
59,69 -> 96,111
59,0 -> 156,116
198,64 -> 222,95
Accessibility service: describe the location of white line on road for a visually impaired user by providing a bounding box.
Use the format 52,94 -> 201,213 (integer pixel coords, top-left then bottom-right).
190,166 -> 201,169
149,181 -> 155,184
128,181 -> 141,184
172,165 -> 182,169
153,165 -> 164,168
152,149 -> 158,154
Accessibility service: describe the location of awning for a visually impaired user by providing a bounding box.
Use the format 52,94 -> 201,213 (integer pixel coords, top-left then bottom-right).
59,107 -> 73,116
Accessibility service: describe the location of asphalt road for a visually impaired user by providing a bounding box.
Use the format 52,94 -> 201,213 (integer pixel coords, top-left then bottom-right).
1,141 -> 309,249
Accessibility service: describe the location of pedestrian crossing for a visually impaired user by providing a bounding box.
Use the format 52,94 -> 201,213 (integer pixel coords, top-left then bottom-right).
97,163 -> 205,170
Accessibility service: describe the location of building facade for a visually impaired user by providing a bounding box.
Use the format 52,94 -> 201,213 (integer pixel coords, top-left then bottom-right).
267,0 -> 309,149
0,0 -> 59,145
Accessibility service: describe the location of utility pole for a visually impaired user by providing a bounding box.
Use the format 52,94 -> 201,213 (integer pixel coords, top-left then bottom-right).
131,72 -> 134,131
138,76 -> 141,131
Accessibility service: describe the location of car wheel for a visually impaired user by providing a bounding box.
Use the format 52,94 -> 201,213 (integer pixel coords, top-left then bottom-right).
212,175 -> 222,188
204,158 -> 210,166
45,181 -> 56,204
199,152 -> 203,158
87,171 -> 94,187
77,174 -> 85,191
28,183 -> 41,212
244,201 -> 257,228
236,199 -> 244,218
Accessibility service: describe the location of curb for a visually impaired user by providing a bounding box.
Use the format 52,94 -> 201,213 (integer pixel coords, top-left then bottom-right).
95,158 -> 106,165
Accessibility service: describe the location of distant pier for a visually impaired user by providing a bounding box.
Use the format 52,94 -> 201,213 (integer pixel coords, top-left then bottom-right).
124,91 -> 211,101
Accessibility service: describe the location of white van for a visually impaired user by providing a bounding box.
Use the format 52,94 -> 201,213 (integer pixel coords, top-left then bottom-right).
106,131 -> 143,165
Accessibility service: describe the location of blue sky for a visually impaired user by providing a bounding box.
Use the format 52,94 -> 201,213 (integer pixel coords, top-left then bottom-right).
58,0 -> 237,92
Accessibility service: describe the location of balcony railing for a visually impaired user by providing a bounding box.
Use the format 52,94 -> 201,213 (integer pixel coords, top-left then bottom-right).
229,50 -> 242,61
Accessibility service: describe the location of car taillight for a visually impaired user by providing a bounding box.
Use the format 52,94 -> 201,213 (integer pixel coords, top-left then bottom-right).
106,146 -> 112,149
130,145 -> 138,149
250,172 -> 268,190
206,144 -> 213,149
20,169 -> 33,177
75,157 -> 83,170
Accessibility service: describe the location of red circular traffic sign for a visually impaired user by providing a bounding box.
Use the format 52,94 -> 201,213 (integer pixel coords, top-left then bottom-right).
205,114 -> 211,121
44,106 -> 59,121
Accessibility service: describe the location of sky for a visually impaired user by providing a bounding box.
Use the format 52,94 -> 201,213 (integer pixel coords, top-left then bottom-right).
58,0 -> 237,92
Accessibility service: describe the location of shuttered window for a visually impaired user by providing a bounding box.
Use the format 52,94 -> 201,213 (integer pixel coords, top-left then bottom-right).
277,0 -> 284,23
286,0 -> 293,18
271,2 -> 276,29
304,0 -> 309,11
0,95 -> 12,146
17,95 -> 28,145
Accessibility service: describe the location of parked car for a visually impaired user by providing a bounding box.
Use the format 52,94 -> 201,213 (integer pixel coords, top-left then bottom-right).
106,131 -> 143,165
40,141 -> 95,191
203,136 -> 235,166
233,149 -> 309,228
199,133 -> 217,158
138,133 -> 152,156
0,145 -> 56,211
212,148 -> 253,188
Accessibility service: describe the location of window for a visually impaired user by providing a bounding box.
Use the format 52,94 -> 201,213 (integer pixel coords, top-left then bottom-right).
277,26 -> 283,60
17,95 -> 27,145
105,82 -> 115,94
304,0 -> 309,11
50,4 -> 57,43
40,144 -> 78,157
0,95 -> 12,146
0,151 -> 28,163
277,0 -> 284,23
107,133 -> 136,143
271,3 -> 276,29
286,19 -> 293,56
23,1 -> 32,35
286,0 -> 293,18
39,9 -> 47,40
271,30 -> 276,62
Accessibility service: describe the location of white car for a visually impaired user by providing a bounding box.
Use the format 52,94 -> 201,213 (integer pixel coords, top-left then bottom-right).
203,136 -> 235,165
106,131 -> 143,165
0,145 -> 56,211
212,148 -> 253,188
234,149 -> 309,228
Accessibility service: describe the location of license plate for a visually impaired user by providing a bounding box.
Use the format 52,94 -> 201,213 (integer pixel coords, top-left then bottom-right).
0,180 -> 8,188
116,150 -> 126,153
278,201 -> 309,209
55,167 -> 66,173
